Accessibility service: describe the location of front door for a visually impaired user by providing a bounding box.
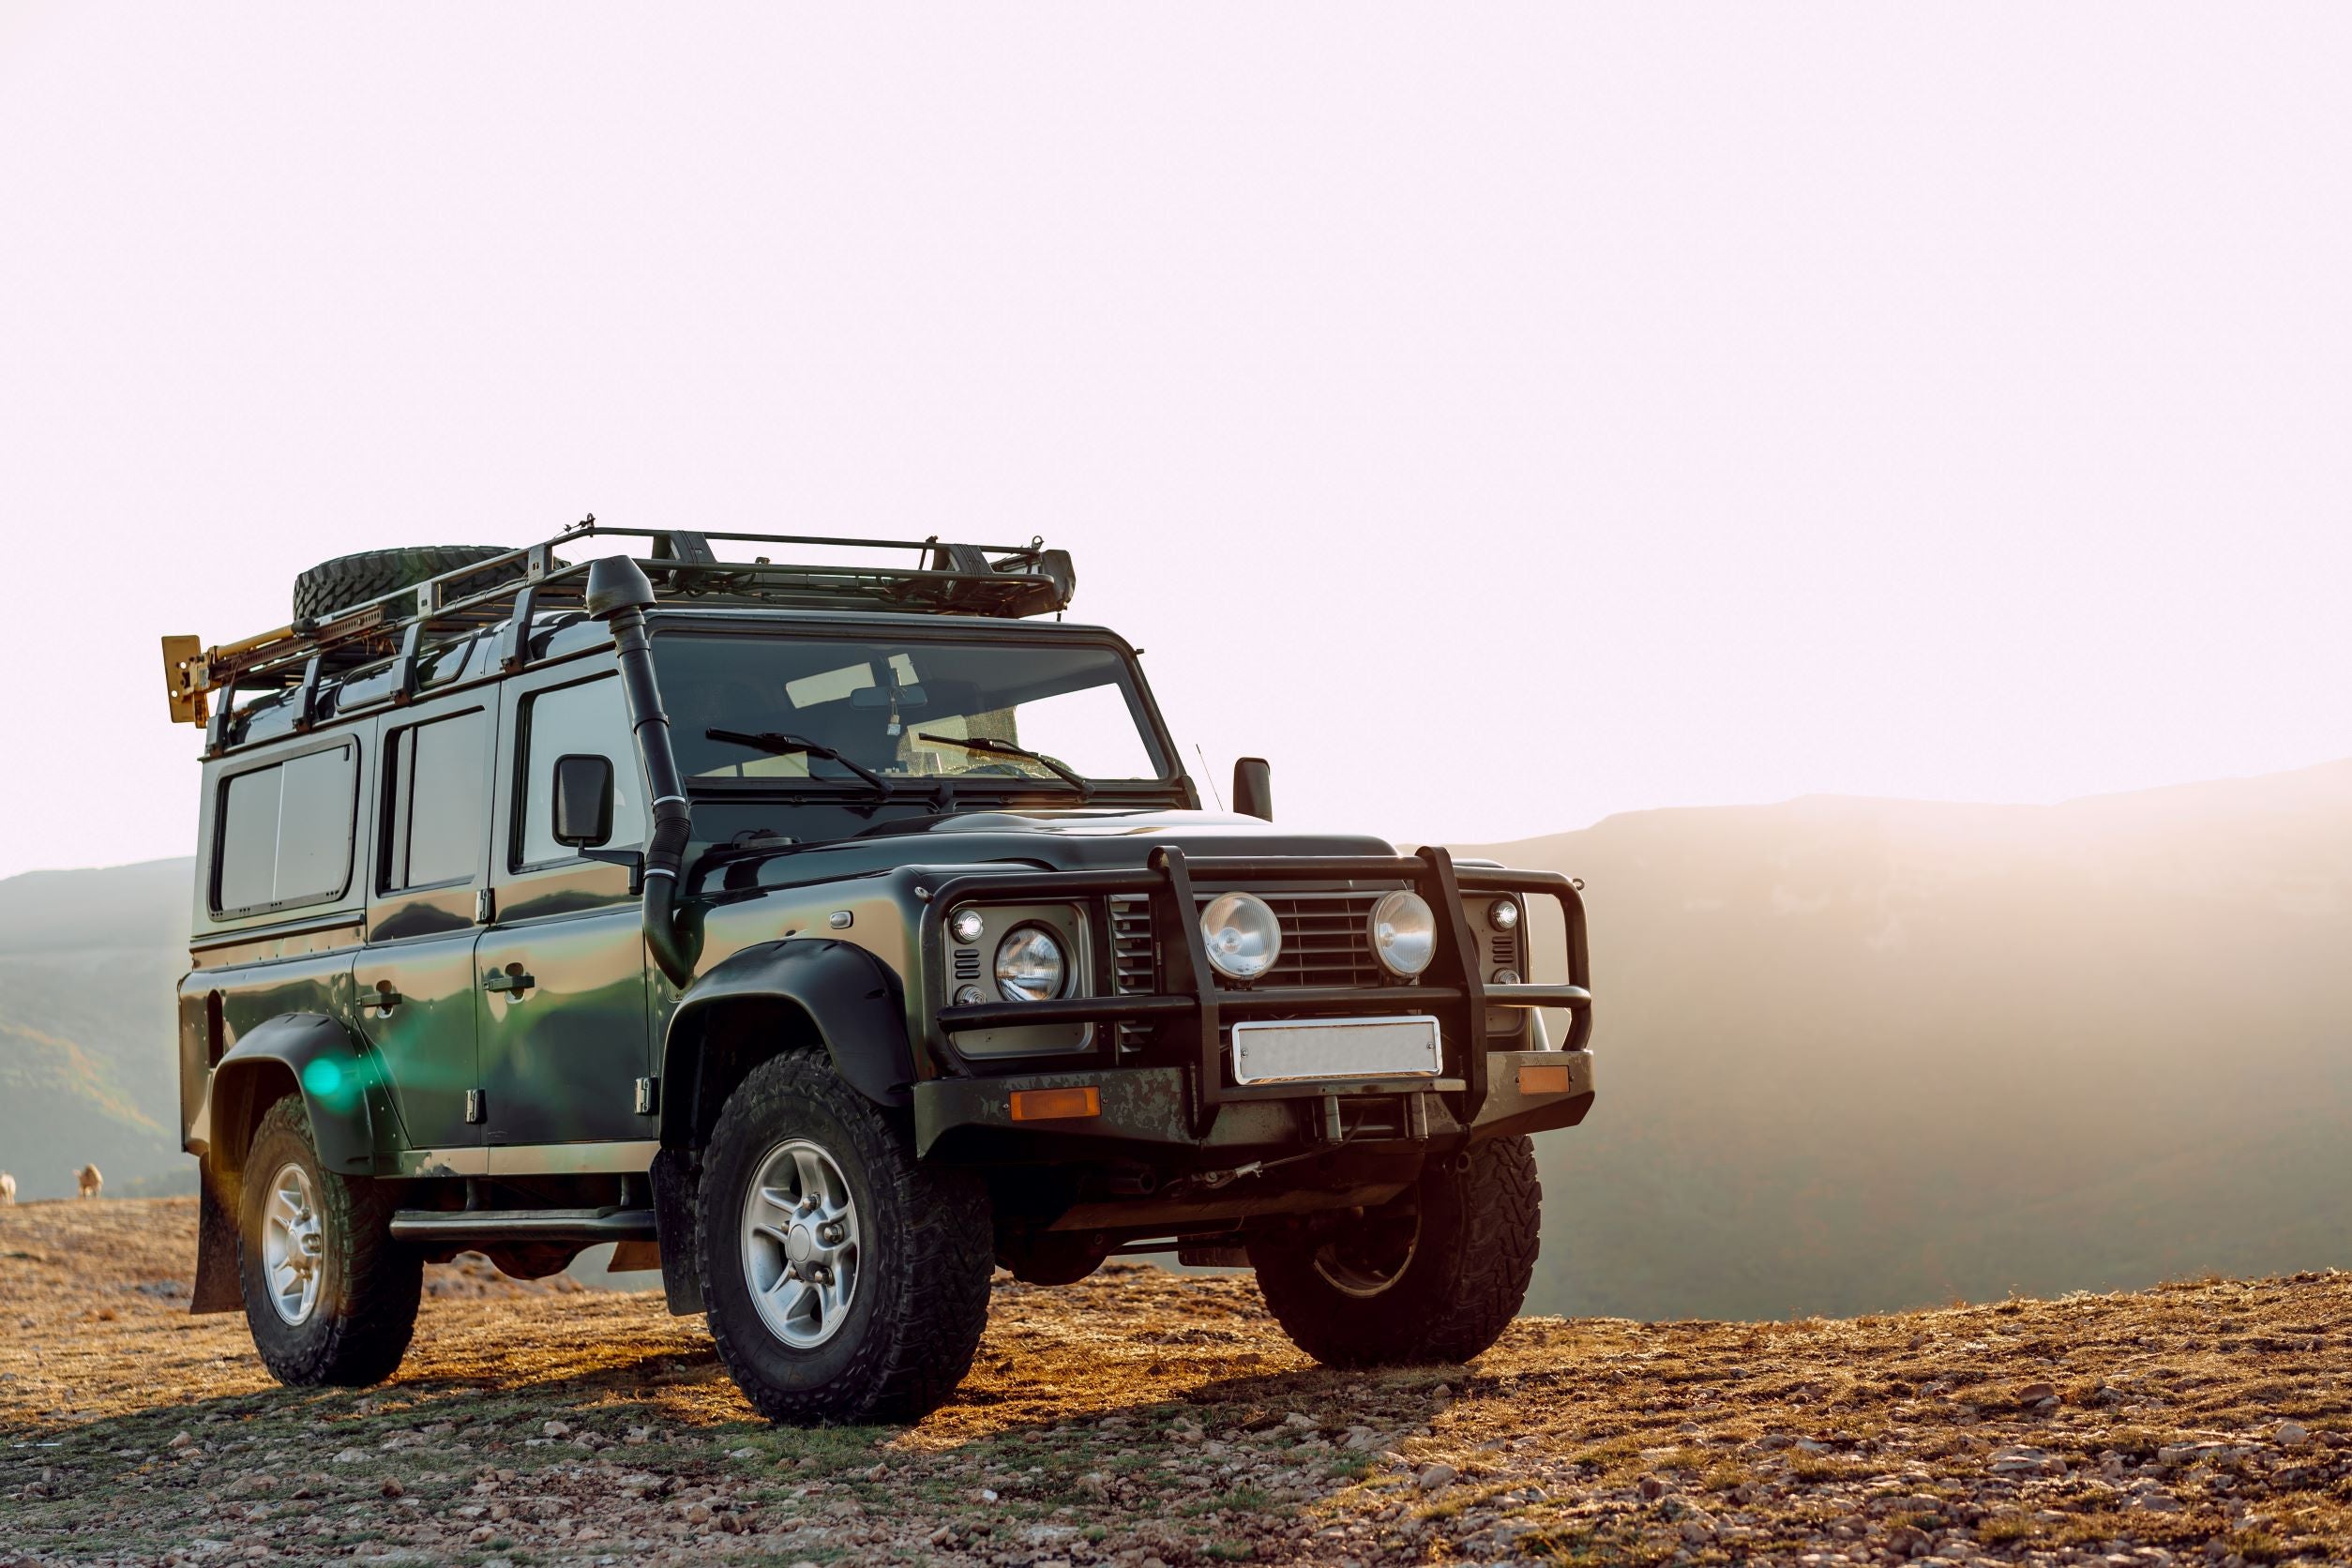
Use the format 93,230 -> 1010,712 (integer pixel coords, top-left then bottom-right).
354,700 -> 496,1157
476,663 -> 656,1159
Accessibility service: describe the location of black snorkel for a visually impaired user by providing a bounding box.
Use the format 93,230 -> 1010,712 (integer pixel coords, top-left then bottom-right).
585,555 -> 701,989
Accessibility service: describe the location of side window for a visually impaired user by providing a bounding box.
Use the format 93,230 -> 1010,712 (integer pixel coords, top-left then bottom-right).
381,709 -> 491,892
518,676 -> 645,868
213,744 -> 358,915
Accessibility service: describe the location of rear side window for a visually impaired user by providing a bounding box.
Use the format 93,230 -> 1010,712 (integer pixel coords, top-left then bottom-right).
213,744 -> 358,915
517,676 -> 645,868
381,709 -> 491,891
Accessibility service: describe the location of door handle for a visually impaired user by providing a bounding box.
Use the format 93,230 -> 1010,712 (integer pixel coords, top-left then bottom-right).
369,980 -> 402,1015
483,964 -> 535,996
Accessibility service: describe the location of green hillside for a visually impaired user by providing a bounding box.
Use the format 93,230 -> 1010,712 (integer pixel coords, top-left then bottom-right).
1473,759 -> 2352,1320
0,858 -> 191,1200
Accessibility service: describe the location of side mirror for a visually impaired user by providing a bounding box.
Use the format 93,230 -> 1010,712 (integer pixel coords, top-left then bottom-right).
551,754 -> 615,847
1233,757 -> 1274,822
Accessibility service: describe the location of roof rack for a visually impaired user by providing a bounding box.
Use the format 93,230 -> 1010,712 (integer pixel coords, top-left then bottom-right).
161,521 -> 1078,735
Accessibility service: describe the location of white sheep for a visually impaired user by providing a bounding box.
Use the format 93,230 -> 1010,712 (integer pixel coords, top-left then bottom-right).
0,1171 -> 15,1205
76,1164 -> 102,1199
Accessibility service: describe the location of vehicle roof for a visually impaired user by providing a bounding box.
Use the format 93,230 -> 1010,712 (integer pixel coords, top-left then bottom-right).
646,604 -> 1129,641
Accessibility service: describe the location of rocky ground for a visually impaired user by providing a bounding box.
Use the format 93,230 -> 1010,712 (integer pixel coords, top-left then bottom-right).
4,1199 -> 2349,1566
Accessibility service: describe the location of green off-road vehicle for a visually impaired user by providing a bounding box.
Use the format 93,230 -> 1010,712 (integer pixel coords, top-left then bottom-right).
160,525 -> 1593,1422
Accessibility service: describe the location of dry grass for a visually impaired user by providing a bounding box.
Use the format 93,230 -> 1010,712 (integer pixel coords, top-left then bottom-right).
5,1199 -> 2351,1565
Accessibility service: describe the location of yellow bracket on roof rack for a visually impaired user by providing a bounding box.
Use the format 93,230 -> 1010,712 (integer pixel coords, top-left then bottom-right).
160,635 -> 208,726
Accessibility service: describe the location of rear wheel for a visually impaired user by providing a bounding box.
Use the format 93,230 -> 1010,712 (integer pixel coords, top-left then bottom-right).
697,1054 -> 993,1424
236,1095 -> 421,1386
1249,1134 -> 1541,1366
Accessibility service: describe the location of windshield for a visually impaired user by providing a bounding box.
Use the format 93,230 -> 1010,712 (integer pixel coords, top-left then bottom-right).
656,633 -> 1171,789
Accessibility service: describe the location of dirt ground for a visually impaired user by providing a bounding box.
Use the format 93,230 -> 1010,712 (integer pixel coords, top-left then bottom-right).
4,1199 -> 2349,1567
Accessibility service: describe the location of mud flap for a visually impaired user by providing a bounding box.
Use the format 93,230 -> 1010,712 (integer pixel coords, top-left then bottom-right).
650,1146 -> 704,1316
190,1158 -> 243,1316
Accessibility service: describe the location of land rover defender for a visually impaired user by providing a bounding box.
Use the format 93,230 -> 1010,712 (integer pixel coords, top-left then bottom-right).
160,525 -> 1594,1422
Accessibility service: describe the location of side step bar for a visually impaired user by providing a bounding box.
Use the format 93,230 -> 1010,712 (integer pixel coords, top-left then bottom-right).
389,1207 -> 657,1244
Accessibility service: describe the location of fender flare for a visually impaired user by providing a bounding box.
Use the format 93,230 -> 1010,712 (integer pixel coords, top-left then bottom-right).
205,1013 -> 400,1178
659,939 -> 912,1143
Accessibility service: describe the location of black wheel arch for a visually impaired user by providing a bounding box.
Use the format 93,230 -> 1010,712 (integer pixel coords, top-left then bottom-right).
202,1013 -> 400,1179
658,939 -> 916,1148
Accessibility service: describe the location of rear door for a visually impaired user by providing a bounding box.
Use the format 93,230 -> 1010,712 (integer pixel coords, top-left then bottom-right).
476,662 -> 656,1160
354,698 -> 496,1158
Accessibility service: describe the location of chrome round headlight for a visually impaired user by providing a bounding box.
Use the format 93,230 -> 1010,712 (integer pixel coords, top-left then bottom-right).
1199,892 -> 1282,981
1487,897 -> 1521,933
993,926 -> 1067,1002
1368,890 -> 1437,978
949,908 -> 986,945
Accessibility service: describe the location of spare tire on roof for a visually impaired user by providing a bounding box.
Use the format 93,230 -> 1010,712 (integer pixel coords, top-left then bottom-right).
291,546 -> 521,622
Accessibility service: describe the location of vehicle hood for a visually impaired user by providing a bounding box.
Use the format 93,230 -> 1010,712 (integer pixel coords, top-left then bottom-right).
725,807 -> 1402,884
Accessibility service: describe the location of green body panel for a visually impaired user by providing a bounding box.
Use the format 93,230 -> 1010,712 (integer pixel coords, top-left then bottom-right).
354,931 -> 479,1152
476,902 -> 651,1146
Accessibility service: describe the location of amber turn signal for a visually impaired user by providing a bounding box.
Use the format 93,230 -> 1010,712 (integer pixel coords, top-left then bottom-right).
1516,1063 -> 1573,1096
1009,1086 -> 1101,1122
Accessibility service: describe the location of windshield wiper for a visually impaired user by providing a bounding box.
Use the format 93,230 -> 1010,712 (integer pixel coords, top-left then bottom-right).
915,732 -> 1093,799
703,729 -> 893,798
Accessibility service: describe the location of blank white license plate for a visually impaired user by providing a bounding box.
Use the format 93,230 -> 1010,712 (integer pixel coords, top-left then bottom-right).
1229,1015 -> 1443,1085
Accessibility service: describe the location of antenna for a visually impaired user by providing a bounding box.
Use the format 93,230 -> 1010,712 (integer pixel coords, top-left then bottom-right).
1195,745 -> 1227,811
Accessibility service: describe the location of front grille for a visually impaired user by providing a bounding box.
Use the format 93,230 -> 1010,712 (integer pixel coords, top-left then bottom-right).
1255,892 -> 1386,988
1105,890 -> 1392,1000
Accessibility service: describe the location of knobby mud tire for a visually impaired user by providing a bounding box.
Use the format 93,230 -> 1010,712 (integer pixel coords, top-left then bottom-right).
697,1053 -> 994,1425
236,1095 -> 422,1387
1250,1133 -> 1542,1367
290,546 -> 519,622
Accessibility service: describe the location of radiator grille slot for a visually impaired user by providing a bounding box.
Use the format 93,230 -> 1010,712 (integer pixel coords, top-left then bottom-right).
1108,894 -> 1157,1052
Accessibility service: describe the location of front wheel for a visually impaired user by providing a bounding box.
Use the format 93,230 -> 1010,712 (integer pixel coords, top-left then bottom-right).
697,1054 -> 994,1424
1249,1134 -> 1542,1366
237,1095 -> 422,1386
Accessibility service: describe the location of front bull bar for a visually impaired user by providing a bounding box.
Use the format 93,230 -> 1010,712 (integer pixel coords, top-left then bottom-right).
920,844 -> 1591,1137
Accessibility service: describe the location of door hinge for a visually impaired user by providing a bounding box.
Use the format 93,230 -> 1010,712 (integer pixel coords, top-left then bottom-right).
475,888 -> 496,926
634,1077 -> 659,1116
465,1090 -> 485,1124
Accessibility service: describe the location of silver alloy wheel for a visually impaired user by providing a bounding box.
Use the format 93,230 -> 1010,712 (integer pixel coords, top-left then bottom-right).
740,1138 -> 862,1349
262,1162 -> 325,1326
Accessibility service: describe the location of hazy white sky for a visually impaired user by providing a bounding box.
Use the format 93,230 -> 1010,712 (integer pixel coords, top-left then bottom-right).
3,5 -> 2348,882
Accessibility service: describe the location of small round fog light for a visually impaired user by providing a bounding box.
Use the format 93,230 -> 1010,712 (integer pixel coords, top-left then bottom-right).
1487,898 -> 1520,932
953,983 -> 987,1006
949,909 -> 986,944
1490,969 -> 1522,987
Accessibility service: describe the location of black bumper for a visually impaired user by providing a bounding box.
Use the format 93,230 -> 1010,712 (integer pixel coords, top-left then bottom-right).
913,1048 -> 1594,1159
